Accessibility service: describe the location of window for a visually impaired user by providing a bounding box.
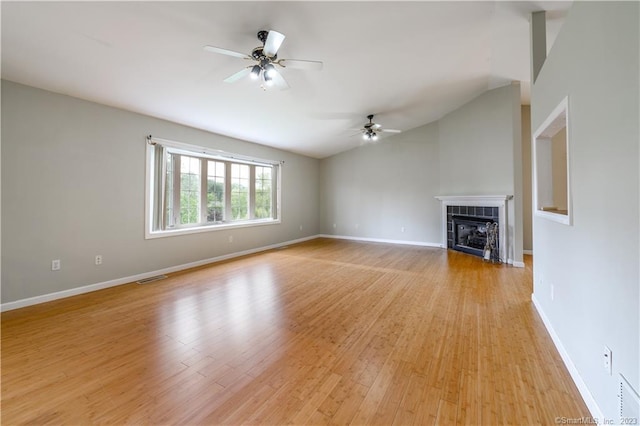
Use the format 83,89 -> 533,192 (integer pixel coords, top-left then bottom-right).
146,137 -> 281,238
533,97 -> 572,225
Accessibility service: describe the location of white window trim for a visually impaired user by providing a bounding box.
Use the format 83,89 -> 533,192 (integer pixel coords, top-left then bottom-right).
145,136 -> 282,239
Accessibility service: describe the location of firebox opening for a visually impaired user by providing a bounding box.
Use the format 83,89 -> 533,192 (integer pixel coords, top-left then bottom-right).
452,215 -> 497,257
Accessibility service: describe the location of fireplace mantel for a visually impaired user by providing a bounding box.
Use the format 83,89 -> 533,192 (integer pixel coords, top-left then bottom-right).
435,195 -> 513,203
435,195 -> 515,265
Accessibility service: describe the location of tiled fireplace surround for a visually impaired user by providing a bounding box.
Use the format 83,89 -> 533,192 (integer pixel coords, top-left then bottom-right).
435,195 -> 513,264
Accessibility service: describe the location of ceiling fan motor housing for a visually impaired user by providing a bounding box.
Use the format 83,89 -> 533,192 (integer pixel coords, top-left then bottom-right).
257,30 -> 269,44
251,47 -> 277,61
364,115 -> 375,129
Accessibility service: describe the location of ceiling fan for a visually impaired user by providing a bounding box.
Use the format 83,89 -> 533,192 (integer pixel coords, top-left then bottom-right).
357,115 -> 402,141
204,30 -> 323,90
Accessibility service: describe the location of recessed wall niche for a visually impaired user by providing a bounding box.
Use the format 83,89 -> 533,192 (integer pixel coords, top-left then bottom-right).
533,97 -> 572,225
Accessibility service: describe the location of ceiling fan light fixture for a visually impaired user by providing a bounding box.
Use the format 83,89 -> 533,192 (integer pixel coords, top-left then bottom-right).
250,65 -> 261,79
363,129 -> 377,141
264,63 -> 277,78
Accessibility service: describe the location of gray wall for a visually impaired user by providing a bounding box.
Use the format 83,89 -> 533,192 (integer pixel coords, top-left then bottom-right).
438,84 -> 519,197
320,83 -> 523,263
531,2 -> 639,419
319,122 -> 441,244
439,83 -> 523,263
1,81 -> 320,304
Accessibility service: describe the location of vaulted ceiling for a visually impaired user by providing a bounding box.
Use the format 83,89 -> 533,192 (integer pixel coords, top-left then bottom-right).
1,1 -> 571,158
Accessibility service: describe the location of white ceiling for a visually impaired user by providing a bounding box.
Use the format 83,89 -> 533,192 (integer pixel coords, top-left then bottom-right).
1,1 -> 571,158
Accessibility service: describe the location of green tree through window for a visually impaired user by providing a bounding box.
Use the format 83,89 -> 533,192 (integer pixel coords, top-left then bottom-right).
231,164 -> 249,220
180,156 -> 200,224
255,166 -> 272,219
207,161 -> 225,222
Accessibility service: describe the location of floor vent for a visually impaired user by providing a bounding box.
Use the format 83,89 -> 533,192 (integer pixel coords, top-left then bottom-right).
619,374 -> 640,423
136,275 -> 168,284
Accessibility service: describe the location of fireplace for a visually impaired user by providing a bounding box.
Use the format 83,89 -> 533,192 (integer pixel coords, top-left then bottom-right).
452,215 -> 497,257
435,195 -> 513,264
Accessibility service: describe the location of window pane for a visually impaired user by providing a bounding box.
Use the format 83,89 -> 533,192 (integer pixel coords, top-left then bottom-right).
165,154 -> 175,227
255,166 -> 272,219
180,156 -> 201,225
207,160 -> 225,222
231,163 -> 249,220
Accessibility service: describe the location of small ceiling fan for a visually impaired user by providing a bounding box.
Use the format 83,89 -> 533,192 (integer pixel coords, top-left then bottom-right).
357,115 -> 402,141
204,30 -> 323,90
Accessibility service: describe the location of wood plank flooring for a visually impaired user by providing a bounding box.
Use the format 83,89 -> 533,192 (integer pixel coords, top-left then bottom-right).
1,238 -> 590,425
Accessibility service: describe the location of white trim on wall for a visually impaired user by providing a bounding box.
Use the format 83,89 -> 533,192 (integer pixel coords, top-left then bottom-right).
320,234 -> 524,267
319,234 -> 442,248
1,235 -> 318,312
0,235 -> 444,311
532,294 -> 603,421
2,233 -> 522,312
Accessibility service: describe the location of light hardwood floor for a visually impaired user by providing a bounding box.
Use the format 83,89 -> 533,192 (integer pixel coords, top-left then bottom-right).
2,238 -> 589,425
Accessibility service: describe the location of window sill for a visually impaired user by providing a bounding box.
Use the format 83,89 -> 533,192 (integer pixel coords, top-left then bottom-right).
145,218 -> 281,239
535,209 -> 571,225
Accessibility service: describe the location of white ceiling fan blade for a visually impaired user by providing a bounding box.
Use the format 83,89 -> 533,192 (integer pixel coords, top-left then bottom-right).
380,129 -> 402,133
204,45 -> 251,60
263,30 -> 285,57
269,69 -> 290,90
278,59 -> 323,70
223,67 -> 251,83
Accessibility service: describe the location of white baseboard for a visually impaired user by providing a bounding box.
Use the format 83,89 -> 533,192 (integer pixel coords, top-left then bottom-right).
508,259 -> 526,268
531,294 -> 603,421
523,249 -> 533,255
320,235 -> 525,268
0,234 -> 522,312
318,234 -> 443,248
0,235 -> 319,312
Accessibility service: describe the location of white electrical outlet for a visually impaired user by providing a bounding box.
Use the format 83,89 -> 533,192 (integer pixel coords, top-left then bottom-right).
401,226 -> 405,233
355,223 -> 359,229
299,225 -> 303,231
333,223 -> 336,229
95,255 -> 103,265
603,346 -> 612,375
51,259 -> 61,271
228,235 -> 233,243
